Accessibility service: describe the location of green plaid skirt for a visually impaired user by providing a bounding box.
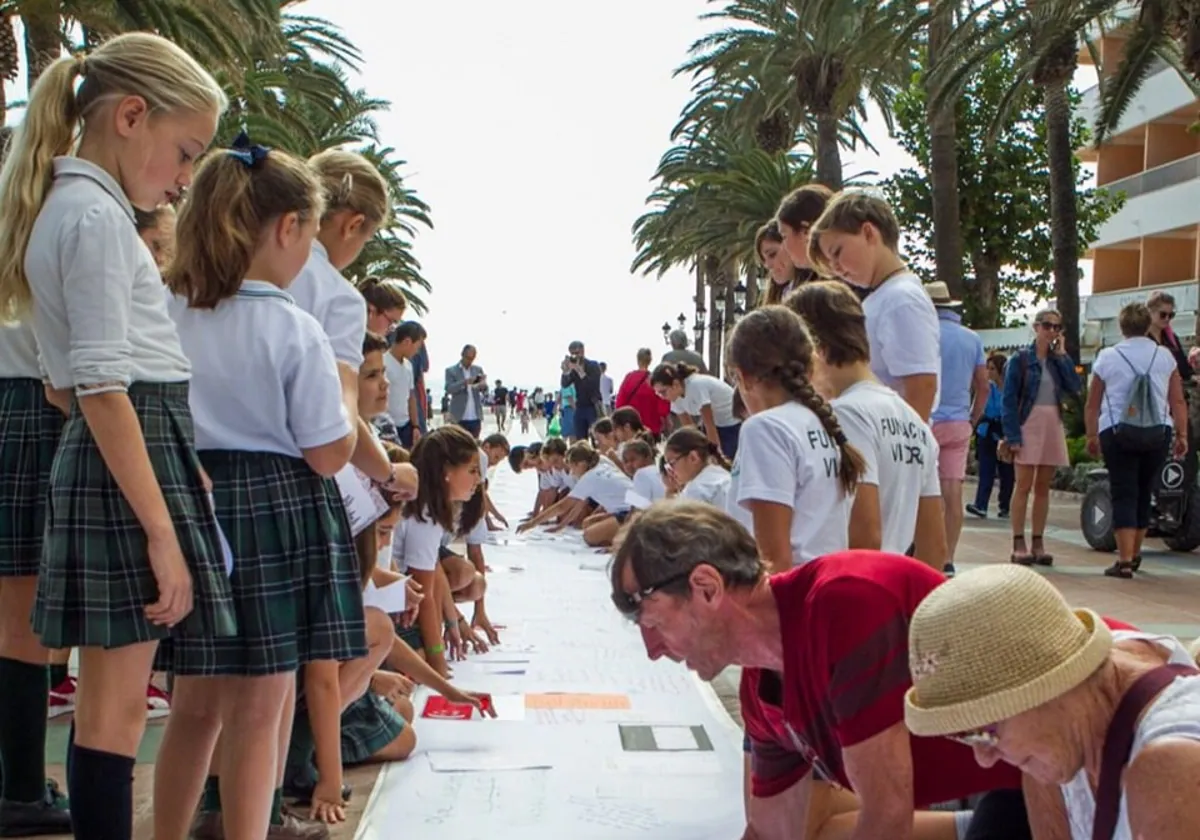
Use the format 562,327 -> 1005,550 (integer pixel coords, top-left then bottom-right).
158,450 -> 367,676
32,382 -> 236,649
340,691 -> 406,764
0,378 -> 63,577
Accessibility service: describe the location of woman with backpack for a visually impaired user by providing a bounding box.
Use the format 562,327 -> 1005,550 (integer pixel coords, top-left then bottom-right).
1000,308 -> 1082,566
1085,303 -> 1187,578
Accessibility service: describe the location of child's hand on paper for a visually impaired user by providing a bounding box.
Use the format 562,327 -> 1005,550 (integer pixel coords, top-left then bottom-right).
309,778 -> 346,824
445,688 -> 496,718
472,611 -> 501,645
444,622 -> 467,661
462,620 -> 489,654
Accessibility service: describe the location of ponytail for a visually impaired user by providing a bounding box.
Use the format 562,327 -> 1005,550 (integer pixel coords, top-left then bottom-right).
566,441 -> 601,471
779,359 -> 865,494
651,362 -> 698,388
0,57 -> 84,319
665,427 -> 729,471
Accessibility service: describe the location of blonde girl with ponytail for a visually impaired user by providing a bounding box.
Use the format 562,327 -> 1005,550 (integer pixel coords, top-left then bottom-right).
0,32 -> 234,840
726,306 -> 865,575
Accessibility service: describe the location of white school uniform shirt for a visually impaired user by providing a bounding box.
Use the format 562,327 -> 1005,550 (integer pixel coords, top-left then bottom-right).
383,352 -> 413,425
1091,337 -> 1177,433
672,373 -> 738,428
726,401 -> 851,565
395,508 -> 450,573
287,240 -> 366,368
681,464 -> 731,510
169,282 -> 351,456
569,461 -> 634,513
832,380 -> 940,554
0,322 -> 42,379
537,468 -> 557,491
861,270 -> 941,413
632,465 -> 666,505
25,158 -> 191,391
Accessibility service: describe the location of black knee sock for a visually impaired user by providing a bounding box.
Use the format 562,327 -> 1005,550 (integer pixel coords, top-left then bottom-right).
65,720 -> 75,793
68,744 -> 134,840
0,657 -> 49,802
48,664 -> 68,690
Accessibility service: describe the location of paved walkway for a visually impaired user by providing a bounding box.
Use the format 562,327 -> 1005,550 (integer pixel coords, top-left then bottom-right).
34,426 -> 1198,839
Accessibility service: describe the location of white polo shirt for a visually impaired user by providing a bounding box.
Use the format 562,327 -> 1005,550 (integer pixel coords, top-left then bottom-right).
287,240 -> 366,368
862,271 -> 941,413
0,322 -> 41,379
384,352 -> 413,425
169,281 -> 351,456
569,461 -> 634,513
25,158 -> 191,390
672,373 -> 738,428
681,464 -> 731,510
394,509 -> 449,573
832,380 -> 940,554
632,465 -> 666,505
726,400 -> 851,565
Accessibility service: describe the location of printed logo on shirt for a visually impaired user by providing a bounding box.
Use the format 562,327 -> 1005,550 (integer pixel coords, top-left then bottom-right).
805,429 -> 840,479
879,416 -> 930,467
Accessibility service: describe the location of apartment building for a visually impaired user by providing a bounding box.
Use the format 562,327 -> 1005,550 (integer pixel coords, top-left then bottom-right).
1078,32 -> 1200,350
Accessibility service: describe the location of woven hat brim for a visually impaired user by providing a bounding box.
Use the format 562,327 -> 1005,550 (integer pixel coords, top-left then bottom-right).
904,609 -> 1113,736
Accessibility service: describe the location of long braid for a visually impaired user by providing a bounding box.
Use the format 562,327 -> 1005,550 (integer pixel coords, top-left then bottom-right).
779,360 -> 866,495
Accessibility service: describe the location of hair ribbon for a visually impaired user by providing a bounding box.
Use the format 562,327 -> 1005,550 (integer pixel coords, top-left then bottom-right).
229,131 -> 270,169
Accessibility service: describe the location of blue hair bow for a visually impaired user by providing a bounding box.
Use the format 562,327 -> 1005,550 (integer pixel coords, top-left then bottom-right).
229,131 -> 269,168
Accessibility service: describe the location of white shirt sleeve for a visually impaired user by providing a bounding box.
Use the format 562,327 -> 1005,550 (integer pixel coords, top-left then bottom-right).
921,434 -> 942,498
383,353 -> 412,424
686,375 -> 711,414
538,470 -> 555,490
60,205 -> 139,387
398,514 -> 445,572
286,316 -> 353,450
633,467 -> 665,503
1091,348 -> 1113,383
324,282 -> 367,368
465,514 -> 488,546
833,402 -> 880,487
569,469 -> 601,501
877,289 -> 940,379
733,417 -> 799,508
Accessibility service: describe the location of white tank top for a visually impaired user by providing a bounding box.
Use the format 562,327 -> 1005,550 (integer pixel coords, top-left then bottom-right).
1061,632 -> 1200,840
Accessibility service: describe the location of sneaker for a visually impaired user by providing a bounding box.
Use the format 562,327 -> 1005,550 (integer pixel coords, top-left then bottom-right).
270,810 -> 330,840
48,677 -> 76,719
997,509 -> 1010,519
965,504 -> 987,519
943,563 -> 956,578
0,780 -> 72,837
146,683 -> 171,720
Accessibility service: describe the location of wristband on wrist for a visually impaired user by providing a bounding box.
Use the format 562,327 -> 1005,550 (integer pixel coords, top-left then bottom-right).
426,644 -> 445,655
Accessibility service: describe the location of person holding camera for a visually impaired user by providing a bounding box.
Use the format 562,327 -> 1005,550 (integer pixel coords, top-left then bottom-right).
1000,309 -> 1081,567
561,340 -> 604,441
444,344 -> 488,438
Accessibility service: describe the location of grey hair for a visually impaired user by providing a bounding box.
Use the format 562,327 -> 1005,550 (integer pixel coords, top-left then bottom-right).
668,329 -> 689,350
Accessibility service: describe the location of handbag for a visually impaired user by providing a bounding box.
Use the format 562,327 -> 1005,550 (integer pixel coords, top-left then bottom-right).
1092,663 -> 1199,839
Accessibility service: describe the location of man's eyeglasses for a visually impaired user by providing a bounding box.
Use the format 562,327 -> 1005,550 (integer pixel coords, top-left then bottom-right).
612,569 -> 693,618
947,724 -> 1000,749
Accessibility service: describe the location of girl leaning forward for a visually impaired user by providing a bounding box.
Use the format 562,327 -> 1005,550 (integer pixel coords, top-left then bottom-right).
158,141 -> 365,840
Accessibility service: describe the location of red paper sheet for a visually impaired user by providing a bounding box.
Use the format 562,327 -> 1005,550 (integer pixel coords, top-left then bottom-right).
422,696 -> 476,720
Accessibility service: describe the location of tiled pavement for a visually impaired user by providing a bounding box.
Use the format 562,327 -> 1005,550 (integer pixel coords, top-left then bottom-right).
38,489 -> 1198,839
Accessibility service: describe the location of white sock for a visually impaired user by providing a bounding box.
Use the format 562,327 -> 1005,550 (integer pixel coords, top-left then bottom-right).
955,810 -> 975,840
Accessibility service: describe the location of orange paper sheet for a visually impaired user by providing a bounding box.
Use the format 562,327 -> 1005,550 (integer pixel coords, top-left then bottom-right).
524,692 -> 631,710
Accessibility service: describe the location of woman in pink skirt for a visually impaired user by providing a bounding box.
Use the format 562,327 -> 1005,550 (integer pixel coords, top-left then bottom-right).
999,309 -> 1081,565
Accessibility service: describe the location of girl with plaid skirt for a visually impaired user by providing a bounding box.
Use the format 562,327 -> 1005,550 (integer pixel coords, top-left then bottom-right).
0,33 -> 236,840
0,322 -> 69,836
162,145 -> 364,840
394,426 -> 486,679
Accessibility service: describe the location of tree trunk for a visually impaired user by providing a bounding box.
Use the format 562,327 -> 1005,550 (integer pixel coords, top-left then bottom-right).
722,271 -> 737,371
926,5 -> 965,300
694,258 -> 708,354
745,265 -> 760,311
966,250 -> 1002,328
1044,78 -> 1081,362
708,277 -> 722,379
23,2 -> 63,88
814,114 -> 842,190
0,14 -> 18,130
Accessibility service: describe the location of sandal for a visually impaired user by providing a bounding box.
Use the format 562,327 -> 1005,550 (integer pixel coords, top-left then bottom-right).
1131,554 -> 1143,572
1104,561 -> 1134,579
1030,535 -> 1054,567
1010,536 -> 1035,566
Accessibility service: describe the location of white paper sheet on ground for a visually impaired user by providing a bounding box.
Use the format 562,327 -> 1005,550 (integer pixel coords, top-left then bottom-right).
333,463 -> 390,536
427,750 -> 552,772
603,752 -> 723,775
488,694 -> 527,721
625,489 -> 653,510
362,576 -> 410,613
651,726 -> 703,750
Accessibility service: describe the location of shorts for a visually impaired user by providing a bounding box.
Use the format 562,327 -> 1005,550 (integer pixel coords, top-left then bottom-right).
932,420 -> 972,482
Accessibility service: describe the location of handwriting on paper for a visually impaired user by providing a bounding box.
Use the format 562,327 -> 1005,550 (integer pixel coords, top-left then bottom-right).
525,692 -> 631,710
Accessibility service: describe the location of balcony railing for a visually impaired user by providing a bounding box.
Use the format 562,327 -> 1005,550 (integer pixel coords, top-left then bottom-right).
1079,57 -> 1171,118
1100,150 -> 1200,199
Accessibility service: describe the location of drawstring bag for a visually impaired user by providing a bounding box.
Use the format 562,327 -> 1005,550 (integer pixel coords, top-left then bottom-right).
1105,346 -> 1167,452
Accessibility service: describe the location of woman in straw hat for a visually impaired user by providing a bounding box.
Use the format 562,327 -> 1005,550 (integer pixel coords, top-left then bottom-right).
905,565 -> 1200,840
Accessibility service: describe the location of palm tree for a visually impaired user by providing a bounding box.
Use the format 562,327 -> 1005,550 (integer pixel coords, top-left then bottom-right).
677,0 -> 915,188
926,2 -> 966,300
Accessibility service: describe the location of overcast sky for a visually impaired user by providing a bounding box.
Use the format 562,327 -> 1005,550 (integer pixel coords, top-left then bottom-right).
3,2 -> 1101,396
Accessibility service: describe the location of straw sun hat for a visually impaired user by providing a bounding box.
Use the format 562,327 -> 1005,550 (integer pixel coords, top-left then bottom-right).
905,565 -> 1113,737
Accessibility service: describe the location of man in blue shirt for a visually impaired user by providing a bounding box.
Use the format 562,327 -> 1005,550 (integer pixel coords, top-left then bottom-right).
926,282 -> 988,571
410,334 -> 430,434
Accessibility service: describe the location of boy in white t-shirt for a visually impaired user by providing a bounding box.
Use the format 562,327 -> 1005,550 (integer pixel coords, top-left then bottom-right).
808,191 -> 940,422
383,321 -> 427,448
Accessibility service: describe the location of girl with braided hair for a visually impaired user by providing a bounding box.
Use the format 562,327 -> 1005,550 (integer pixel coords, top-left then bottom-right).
726,306 -> 865,574
786,281 -> 947,573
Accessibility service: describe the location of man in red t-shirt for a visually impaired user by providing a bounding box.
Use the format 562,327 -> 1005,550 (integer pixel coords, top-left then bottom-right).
615,348 -> 671,438
611,501 -> 1026,840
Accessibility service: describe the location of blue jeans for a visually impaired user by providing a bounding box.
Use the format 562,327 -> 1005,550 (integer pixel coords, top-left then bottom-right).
458,419 -> 482,439
974,434 -> 1013,514
573,403 -> 600,441
717,423 -> 741,459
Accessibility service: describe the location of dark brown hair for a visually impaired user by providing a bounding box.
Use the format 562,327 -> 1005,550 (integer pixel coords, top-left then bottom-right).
650,362 -> 699,388
358,275 -> 409,315
567,441 -> 601,471
726,306 -> 865,495
542,437 -> 568,457
624,439 -> 655,463
404,425 -> 481,530
362,330 -> 389,356
169,148 -> 323,309
775,184 -> 834,233
784,280 -> 871,367
591,418 -> 614,437
611,407 -> 645,432
665,427 -> 730,471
